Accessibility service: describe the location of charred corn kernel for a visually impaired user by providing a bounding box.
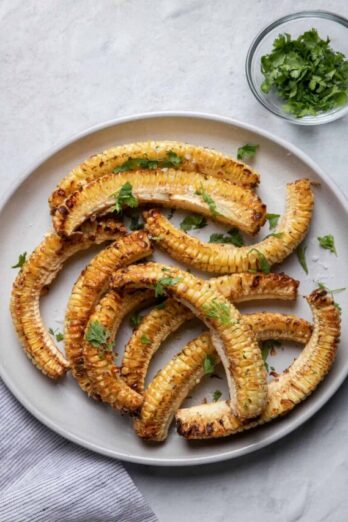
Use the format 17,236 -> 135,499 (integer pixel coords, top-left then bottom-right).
176,289 -> 340,439
144,179 -> 314,274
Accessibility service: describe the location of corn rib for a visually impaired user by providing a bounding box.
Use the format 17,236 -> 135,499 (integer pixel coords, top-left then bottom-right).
135,313 -> 312,441
49,141 -> 259,211
53,170 -> 266,237
144,179 -> 313,273
176,289 -> 340,439
111,263 -> 268,420
122,273 -> 299,394
64,231 -> 153,394
10,219 -> 125,379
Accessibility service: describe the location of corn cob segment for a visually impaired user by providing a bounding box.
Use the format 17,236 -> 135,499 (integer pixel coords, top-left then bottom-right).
135,313 -> 313,440
111,262 -> 268,420
83,290 -> 154,413
122,273 -> 299,394
176,289 -> 340,439
49,141 -> 260,211
10,219 -> 125,379
53,169 -> 267,237
64,231 -> 153,394
144,179 -> 313,273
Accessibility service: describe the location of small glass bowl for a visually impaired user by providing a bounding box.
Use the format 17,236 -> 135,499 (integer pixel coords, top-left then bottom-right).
245,11 -> 348,125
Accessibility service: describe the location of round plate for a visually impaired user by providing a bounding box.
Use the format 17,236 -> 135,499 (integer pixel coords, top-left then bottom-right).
1,112 -> 347,466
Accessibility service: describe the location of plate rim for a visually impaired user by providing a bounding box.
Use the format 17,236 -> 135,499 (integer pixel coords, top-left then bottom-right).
1,110 -> 347,467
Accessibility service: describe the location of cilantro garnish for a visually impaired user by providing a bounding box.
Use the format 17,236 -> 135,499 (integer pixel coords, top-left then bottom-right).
237,144 -> 259,161
129,213 -> 144,231
140,334 -> 152,345
212,390 -> 222,402
129,312 -> 141,329
195,183 -> 220,217
154,276 -> 181,298
202,298 -> 233,326
48,328 -> 64,342
113,182 -> 138,213
209,228 -> 244,247
113,151 -> 183,173
317,234 -> 337,255
248,248 -> 271,274
296,244 -> 308,274
180,215 -> 207,232
85,321 -> 113,352
261,29 -> 348,118
266,232 -> 284,239
266,213 -> 280,230
260,340 -> 281,372
203,355 -> 215,375
317,282 -> 345,312
12,252 -> 27,269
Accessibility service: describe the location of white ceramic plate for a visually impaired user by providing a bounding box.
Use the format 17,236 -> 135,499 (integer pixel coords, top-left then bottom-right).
1,113 -> 347,466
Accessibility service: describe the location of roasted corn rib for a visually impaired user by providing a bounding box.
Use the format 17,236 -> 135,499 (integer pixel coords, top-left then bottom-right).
10,219 -> 125,379
122,272 -> 299,394
49,141 -> 260,211
144,179 -> 313,273
53,169 -> 266,237
64,231 -> 153,394
176,289 -> 340,439
111,263 -> 268,420
135,313 -> 313,441
83,289 -> 154,412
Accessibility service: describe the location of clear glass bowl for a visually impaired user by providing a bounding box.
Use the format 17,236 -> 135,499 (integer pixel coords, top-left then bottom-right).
246,11 -> 348,125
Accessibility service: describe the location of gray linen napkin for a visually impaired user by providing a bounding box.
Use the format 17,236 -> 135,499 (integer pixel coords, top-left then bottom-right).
0,380 -> 158,522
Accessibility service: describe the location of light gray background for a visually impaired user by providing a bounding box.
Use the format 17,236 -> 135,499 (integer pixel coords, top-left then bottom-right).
1,1 -> 347,521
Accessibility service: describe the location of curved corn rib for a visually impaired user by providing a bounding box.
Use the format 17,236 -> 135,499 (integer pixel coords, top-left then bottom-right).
144,179 -> 313,273
49,141 -> 260,211
111,262 -> 268,420
10,219 -> 125,379
122,273 -> 299,393
53,169 -> 266,237
65,231 -> 153,394
83,290 -> 154,413
135,313 -> 313,440
176,289 -> 340,439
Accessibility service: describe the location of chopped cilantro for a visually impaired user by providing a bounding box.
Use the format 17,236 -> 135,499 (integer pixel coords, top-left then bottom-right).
113,151 -> 183,173
129,312 -> 141,328
237,144 -> 259,161
317,282 -> 345,312
113,182 -> 138,213
260,29 -> 348,118
202,298 -> 233,326
180,215 -> 207,232
129,214 -> 144,231
48,328 -> 64,343
248,248 -> 270,274
212,390 -> 222,402
154,276 -> 181,298
140,334 -> 152,345
266,213 -> 280,230
266,232 -> 284,239
203,355 -> 215,375
209,228 -> 244,247
260,340 -> 281,372
195,183 -> 220,217
296,244 -> 308,274
317,234 -> 337,255
12,252 -> 27,269
85,320 -> 112,352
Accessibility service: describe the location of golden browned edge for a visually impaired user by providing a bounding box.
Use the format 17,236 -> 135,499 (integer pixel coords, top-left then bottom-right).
83,289 -> 154,413
10,219 -> 125,379
111,262 -> 268,420
175,289 -> 340,439
49,140 -> 260,211
144,179 -> 314,273
135,313 -> 313,441
53,169 -> 266,237
121,272 -> 299,394
64,231 -> 153,394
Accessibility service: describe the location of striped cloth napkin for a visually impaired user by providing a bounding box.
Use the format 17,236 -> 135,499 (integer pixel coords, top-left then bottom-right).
0,380 -> 157,522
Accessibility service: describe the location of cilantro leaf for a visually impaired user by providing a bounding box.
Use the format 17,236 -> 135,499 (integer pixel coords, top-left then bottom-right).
113,182 -> 138,213
195,183 -> 220,217
266,213 -> 280,230
154,276 -> 181,298
12,252 -> 27,269
212,390 -> 222,402
296,244 -> 308,274
317,234 -> 337,255
180,215 -> 207,232
129,214 -> 144,231
209,228 -> 244,247
140,334 -> 152,345
266,232 -> 284,239
237,144 -> 259,161
85,320 -> 112,351
248,248 -> 271,274
203,355 -> 215,375
113,151 -> 183,173
260,340 -> 281,373
316,282 -> 345,313
48,327 -> 64,343
129,312 -> 141,328
202,298 -> 233,326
